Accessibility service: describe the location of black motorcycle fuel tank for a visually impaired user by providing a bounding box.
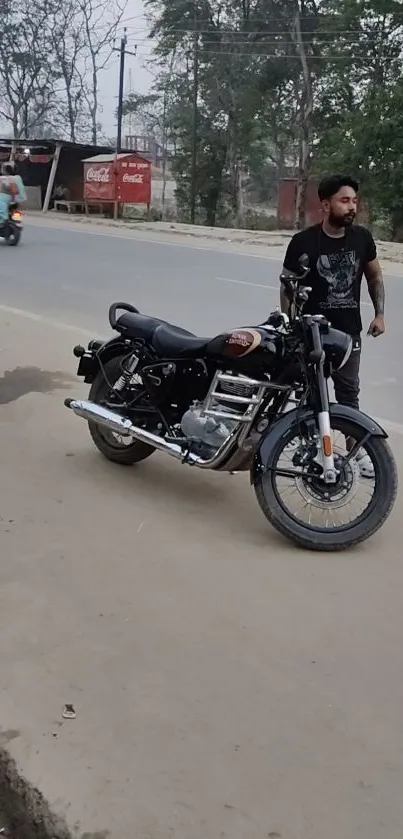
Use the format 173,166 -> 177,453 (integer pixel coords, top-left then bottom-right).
207,326 -> 284,375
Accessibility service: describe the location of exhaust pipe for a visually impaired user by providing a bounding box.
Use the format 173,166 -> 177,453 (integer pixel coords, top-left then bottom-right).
64,398 -> 203,464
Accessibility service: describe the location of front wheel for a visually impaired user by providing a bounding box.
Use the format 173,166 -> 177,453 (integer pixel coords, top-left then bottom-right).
254,414 -> 398,551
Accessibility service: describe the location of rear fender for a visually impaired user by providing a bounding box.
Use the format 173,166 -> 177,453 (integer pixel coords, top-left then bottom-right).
74,336 -> 129,384
250,403 -> 388,485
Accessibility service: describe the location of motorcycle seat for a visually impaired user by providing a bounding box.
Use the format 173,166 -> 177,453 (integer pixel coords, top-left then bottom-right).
152,323 -> 210,357
115,312 -> 210,357
115,312 -> 166,340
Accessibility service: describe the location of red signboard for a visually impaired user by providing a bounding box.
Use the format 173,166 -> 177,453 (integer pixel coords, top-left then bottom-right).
29,154 -> 52,164
83,154 -> 151,204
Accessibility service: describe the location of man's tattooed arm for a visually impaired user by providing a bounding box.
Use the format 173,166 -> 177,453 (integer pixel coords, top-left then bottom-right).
365,258 -> 385,316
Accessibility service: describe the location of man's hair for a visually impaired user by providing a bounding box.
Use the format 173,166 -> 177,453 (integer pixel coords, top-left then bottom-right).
318,174 -> 359,202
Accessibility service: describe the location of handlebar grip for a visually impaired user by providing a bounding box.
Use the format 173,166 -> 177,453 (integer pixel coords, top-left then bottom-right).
281,279 -> 295,301
109,302 -> 139,329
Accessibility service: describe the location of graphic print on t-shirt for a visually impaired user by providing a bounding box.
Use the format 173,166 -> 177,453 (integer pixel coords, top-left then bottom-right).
316,250 -> 360,309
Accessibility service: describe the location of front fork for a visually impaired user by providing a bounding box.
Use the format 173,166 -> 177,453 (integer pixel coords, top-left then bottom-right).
311,322 -> 337,484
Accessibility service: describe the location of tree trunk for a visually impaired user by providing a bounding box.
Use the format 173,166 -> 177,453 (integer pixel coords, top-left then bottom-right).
161,89 -> 168,220
291,0 -> 314,230
295,116 -> 313,229
205,186 -> 219,226
234,162 -> 245,228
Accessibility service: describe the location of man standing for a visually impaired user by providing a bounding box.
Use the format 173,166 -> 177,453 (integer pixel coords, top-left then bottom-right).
281,174 -> 385,477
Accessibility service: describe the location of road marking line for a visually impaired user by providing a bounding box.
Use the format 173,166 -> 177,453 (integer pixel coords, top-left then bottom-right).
0,303 -> 401,435
25,219 -> 283,261
24,218 -> 403,277
216,276 -> 279,291
216,275 -> 373,306
0,304 -> 91,335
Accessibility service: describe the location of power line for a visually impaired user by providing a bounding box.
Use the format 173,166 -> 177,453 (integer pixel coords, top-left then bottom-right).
129,36 -> 403,48
133,49 -> 402,61
123,27 -> 403,38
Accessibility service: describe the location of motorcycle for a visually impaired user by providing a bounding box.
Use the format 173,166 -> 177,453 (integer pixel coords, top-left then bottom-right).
0,205 -> 22,245
64,260 -> 397,551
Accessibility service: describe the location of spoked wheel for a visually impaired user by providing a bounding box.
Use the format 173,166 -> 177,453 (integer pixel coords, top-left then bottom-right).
255,415 -> 398,551
88,357 -> 156,465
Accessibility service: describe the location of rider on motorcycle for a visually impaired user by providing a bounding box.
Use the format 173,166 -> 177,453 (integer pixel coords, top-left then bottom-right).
2,163 -> 26,210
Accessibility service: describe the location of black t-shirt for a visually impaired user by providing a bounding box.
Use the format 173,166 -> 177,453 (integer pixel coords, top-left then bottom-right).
283,224 -> 377,334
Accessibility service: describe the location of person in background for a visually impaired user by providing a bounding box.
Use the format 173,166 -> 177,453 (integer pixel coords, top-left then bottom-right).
280,174 -> 385,478
0,181 -> 12,226
3,162 -> 26,205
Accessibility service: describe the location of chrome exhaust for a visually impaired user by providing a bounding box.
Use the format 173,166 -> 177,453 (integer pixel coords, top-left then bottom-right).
64,398 -> 241,469
64,398 -> 198,462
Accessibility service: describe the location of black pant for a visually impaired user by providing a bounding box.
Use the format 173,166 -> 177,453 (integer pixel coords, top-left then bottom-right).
332,336 -> 361,410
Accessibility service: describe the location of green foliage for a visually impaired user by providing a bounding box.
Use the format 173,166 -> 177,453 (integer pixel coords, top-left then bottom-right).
122,0 -> 403,236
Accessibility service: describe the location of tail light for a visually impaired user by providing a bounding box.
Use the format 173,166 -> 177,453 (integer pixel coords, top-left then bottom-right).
11,210 -> 22,221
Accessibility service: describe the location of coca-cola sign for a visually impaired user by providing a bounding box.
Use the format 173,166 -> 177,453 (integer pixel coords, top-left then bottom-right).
122,172 -> 144,184
86,166 -> 111,183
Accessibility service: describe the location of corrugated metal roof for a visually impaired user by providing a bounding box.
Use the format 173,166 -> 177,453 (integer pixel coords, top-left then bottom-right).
82,153 -> 132,163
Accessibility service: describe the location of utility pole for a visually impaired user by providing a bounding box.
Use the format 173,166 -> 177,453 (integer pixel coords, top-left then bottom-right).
190,6 -> 199,224
113,29 -> 137,153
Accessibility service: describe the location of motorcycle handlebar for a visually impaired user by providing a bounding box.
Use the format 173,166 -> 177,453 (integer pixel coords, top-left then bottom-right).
109,301 -> 139,329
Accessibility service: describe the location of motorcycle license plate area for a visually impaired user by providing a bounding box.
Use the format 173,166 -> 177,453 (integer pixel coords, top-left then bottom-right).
77,353 -> 97,381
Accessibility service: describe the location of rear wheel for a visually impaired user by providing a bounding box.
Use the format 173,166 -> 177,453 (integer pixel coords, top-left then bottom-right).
6,224 -> 21,246
88,357 -> 155,465
254,415 -> 398,551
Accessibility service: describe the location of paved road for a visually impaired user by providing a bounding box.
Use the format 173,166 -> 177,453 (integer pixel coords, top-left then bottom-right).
1,216 -> 403,423
0,218 -> 402,838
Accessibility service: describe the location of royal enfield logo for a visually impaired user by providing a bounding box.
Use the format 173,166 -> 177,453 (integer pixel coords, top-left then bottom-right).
122,173 -> 144,184
228,331 -> 253,348
86,166 -> 110,182
226,329 -> 261,357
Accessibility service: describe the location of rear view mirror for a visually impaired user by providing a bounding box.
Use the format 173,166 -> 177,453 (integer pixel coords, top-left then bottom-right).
299,253 -> 310,271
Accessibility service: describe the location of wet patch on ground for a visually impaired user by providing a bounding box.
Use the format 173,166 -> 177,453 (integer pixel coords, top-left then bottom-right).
0,368 -> 73,405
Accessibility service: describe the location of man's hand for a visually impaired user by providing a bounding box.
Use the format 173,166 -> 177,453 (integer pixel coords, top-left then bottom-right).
367,315 -> 385,337
365,258 -> 385,338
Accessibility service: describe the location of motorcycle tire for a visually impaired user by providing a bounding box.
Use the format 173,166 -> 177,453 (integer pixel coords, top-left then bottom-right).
88,357 -> 156,466
6,226 -> 21,246
254,414 -> 398,551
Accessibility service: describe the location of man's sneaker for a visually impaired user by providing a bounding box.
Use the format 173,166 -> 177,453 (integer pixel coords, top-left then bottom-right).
355,448 -> 375,478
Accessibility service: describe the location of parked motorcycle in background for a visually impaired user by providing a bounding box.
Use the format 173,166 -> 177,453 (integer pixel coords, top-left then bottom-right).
64,260 -> 397,551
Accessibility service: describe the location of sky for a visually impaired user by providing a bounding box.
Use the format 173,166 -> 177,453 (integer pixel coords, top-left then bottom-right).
99,0 -> 154,141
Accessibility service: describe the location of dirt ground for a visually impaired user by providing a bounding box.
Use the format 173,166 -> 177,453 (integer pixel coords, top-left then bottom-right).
0,306 -> 402,838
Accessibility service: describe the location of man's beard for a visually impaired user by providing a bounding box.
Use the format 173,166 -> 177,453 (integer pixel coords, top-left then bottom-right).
329,211 -> 356,228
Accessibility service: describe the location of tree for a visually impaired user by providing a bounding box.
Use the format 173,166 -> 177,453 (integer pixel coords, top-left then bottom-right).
142,0 -> 403,233
49,0 -> 87,142
0,0 -> 128,143
313,0 -> 403,234
0,0 -> 59,136
76,0 -> 127,144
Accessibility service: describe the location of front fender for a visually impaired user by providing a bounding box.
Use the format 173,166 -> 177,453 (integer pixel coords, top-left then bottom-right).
251,404 -> 388,486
